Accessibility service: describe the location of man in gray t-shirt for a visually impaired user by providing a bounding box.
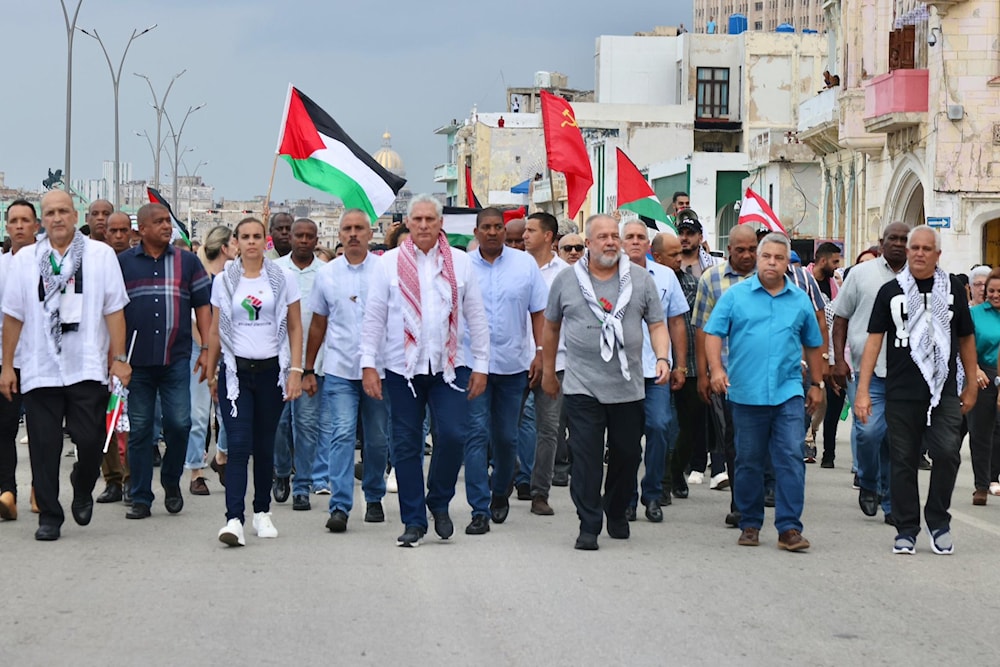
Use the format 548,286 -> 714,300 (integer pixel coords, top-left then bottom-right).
542,215 -> 671,551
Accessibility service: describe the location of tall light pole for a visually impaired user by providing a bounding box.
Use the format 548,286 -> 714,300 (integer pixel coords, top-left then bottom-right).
60,0 -> 84,192
164,103 -> 206,207
78,24 -> 156,208
134,69 -> 185,191
134,129 -> 158,172
182,159 -> 209,235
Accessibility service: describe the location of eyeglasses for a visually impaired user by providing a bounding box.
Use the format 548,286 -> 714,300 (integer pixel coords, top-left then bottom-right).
560,244 -> 585,252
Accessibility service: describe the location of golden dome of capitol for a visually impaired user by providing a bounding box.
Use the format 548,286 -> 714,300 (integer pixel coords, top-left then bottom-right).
373,130 -> 405,178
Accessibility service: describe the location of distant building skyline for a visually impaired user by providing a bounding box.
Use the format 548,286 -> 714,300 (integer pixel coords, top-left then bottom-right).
693,0 -> 826,33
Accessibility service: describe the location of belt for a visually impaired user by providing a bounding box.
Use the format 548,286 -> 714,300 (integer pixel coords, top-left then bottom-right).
234,356 -> 279,373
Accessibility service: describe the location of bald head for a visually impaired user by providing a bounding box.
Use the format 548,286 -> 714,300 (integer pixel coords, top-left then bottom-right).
106,212 -> 132,253
727,225 -> 760,275
137,203 -> 168,225
652,233 -> 683,271
40,189 -> 78,250
505,218 -> 525,250
87,198 -> 113,241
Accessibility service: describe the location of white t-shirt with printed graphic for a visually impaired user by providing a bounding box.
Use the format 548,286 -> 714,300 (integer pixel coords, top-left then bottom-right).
211,272 -> 300,360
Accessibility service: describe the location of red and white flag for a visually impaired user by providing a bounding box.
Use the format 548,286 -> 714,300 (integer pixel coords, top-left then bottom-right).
738,187 -> 787,234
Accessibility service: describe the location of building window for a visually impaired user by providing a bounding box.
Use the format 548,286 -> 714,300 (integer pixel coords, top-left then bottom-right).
754,20 -> 763,29
696,67 -> 730,118
755,1 -> 763,9
889,25 -> 916,71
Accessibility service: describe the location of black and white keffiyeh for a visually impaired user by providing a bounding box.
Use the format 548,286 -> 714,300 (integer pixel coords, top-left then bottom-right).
217,257 -> 291,416
896,266 -> 951,425
38,230 -> 87,358
573,250 -> 633,380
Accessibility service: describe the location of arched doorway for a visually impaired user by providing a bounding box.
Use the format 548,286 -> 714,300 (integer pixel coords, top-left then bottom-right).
716,201 -> 740,255
900,182 -> 925,227
983,217 -> 1000,267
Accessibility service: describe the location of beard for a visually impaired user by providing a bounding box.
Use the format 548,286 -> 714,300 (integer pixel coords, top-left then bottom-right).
595,249 -> 620,268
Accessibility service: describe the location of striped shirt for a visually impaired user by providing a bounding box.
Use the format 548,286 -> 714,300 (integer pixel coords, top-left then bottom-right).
119,244 -> 211,367
674,267 -> 699,377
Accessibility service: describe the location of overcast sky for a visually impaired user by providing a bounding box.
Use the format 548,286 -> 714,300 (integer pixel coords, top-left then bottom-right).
1,1 -> 692,203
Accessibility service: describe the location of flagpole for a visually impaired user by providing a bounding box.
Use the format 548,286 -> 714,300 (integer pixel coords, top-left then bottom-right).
263,152 -> 280,223
104,331 -> 137,454
263,83 -> 294,223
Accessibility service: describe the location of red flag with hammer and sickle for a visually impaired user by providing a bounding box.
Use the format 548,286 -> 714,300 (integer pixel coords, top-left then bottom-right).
540,90 -> 593,219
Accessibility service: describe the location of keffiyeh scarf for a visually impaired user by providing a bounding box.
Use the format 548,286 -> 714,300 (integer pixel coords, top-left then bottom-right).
38,230 -> 87,359
896,266 -> 951,425
573,249 -> 633,380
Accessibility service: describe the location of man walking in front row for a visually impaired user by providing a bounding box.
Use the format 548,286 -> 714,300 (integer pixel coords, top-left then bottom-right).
0,190 -> 131,541
542,214 -> 670,551
855,225 -> 977,555
704,232 -> 824,551
119,203 -> 212,519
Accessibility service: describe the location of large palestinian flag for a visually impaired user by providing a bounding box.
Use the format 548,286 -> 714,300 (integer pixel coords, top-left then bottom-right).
277,86 -> 406,222
442,206 -> 479,249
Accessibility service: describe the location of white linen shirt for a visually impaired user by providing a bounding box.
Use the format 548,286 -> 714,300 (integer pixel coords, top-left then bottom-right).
275,254 -> 324,374
0,251 -> 27,369
2,238 -> 129,393
467,247 -> 548,375
360,244 -> 489,376
310,252 -> 382,380
641,260 -> 689,378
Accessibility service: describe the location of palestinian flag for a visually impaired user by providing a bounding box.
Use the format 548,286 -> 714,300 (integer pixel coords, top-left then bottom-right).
146,187 -> 192,247
442,206 -> 480,249
277,85 -> 406,223
616,148 -> 674,234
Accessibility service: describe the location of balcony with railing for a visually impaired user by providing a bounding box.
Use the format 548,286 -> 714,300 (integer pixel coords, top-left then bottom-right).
863,69 -> 929,134
433,163 -> 458,182
797,88 -> 840,155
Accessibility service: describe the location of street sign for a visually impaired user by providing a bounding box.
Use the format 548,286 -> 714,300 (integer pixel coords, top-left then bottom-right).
927,216 -> 951,229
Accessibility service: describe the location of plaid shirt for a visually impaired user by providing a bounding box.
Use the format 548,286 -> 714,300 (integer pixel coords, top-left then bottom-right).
676,267 -> 699,377
119,244 -> 211,367
692,261 -> 754,369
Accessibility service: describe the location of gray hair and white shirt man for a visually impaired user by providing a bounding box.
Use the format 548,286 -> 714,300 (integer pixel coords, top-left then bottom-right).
542,214 -> 670,551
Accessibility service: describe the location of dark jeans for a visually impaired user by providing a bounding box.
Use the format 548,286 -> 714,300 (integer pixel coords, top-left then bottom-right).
822,384 -> 846,463
127,359 -> 193,508
967,366 -> 1000,490
24,381 -> 108,528
708,392 -> 738,512
669,379 -> 706,487
885,396 -> 963,537
0,367 -> 22,497
563,394 -> 643,536
218,363 -> 284,523
386,367 -> 471,530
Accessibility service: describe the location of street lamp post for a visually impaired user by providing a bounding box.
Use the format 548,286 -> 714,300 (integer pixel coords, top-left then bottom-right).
134,69 -> 186,191
164,103 -> 206,208
78,24 -> 157,208
60,0 -> 84,191
181,159 -> 209,235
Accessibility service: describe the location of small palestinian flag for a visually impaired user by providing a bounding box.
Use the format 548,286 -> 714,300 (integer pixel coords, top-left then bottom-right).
104,376 -> 129,454
147,186 -> 192,247
616,148 -> 674,234
277,85 -> 407,223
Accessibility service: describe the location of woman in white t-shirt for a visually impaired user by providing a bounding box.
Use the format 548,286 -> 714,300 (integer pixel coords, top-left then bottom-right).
206,218 -> 303,547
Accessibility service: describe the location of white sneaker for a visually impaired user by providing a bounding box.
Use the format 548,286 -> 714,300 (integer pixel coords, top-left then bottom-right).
990,482 -> 1000,496
386,469 -> 398,494
709,472 -> 730,490
252,511 -> 278,538
18,435 -> 28,445
687,471 -> 704,485
218,518 -> 245,547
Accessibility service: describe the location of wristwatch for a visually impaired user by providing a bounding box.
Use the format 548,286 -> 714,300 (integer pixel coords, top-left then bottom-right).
821,353 -> 830,361
811,381 -> 825,389
113,354 -> 128,363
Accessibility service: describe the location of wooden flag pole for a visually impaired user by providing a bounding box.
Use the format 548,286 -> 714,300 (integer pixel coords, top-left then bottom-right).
263,151 -> 280,222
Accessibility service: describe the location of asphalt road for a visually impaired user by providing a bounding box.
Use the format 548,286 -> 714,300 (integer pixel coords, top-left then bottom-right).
2,426 -> 998,666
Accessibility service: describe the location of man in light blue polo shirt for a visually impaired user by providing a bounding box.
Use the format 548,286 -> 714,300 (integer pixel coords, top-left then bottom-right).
464,208 -> 547,534
621,221 -> 689,523
704,232 -> 825,552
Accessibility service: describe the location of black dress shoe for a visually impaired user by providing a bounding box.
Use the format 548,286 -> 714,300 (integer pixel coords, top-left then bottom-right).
292,494 -> 311,511
164,485 -> 184,514
96,483 -> 123,504
606,517 -> 630,539
326,510 -> 348,532
354,461 -> 363,481
644,498 -> 664,523
858,488 -> 878,517
432,510 -> 453,538
551,470 -> 569,487
35,524 -> 60,541
574,531 -> 599,550
658,493 -> 673,507
465,514 -> 490,535
725,511 -> 742,528
272,476 -> 291,503
126,503 -> 151,519
123,487 -> 133,506
764,489 -> 776,508
366,502 -> 386,524
489,495 -> 509,524
672,484 -> 689,499
820,459 -> 835,469
69,470 -> 93,526
516,482 -> 531,501
624,506 -> 637,522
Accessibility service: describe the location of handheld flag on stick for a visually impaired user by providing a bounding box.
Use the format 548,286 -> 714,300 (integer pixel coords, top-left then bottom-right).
540,90 -> 593,219
738,187 -> 787,234
104,331 -> 137,454
146,187 -> 192,247
616,148 -> 675,234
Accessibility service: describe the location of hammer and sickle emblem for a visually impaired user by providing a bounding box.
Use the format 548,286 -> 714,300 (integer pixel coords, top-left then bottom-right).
560,109 -> 578,128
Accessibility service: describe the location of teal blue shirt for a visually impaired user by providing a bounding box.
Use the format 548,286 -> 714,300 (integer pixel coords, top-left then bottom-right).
971,301 -> 1000,367
704,274 -> 823,406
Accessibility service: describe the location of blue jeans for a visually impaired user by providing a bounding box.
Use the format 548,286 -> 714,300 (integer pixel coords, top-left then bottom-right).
633,379 -> 674,506
273,377 -> 325,495
847,376 -> 892,514
319,375 -> 390,514
516,392 -> 536,487
465,371 -> 528,516
731,397 -> 806,534
186,340 -> 210,471
218,363 -> 284,522
127,358 -> 193,508
384,368 -> 471,529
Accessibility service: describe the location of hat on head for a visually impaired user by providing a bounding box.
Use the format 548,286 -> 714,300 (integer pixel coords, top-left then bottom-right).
676,209 -> 702,233
789,250 -> 801,264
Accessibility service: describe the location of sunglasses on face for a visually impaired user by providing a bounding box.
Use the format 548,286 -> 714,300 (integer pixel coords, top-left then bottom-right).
560,244 -> 585,252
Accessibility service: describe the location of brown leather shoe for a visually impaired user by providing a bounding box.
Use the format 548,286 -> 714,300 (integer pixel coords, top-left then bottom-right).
0,491 -> 16,521
777,529 -> 810,551
737,526 -> 759,546
973,488 -> 988,506
530,495 -> 554,516
189,477 -> 210,496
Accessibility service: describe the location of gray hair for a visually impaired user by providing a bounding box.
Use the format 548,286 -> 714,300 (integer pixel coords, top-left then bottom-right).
620,220 -> 649,240
339,208 -> 370,225
970,265 -> 991,281
584,214 -> 618,240
557,218 -> 579,236
908,224 -> 941,251
757,232 -> 791,256
407,193 -> 443,218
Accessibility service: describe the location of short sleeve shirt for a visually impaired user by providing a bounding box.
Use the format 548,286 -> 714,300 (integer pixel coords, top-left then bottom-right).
210,270 -> 301,360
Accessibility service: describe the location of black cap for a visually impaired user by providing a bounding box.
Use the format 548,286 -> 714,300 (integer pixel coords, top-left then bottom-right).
676,209 -> 702,233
